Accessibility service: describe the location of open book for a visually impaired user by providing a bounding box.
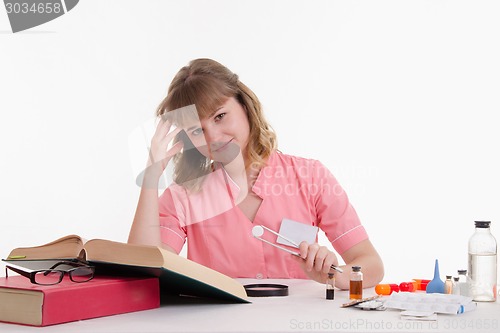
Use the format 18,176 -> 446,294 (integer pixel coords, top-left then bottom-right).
3,235 -> 249,303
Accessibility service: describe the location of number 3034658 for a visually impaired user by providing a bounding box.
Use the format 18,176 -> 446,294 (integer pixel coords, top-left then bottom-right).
5,2 -> 62,14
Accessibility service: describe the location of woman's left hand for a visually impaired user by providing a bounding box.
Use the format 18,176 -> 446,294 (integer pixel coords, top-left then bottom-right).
293,241 -> 339,283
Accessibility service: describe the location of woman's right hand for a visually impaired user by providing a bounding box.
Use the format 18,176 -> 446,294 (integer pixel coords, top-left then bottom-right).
129,118 -> 184,247
146,118 -> 184,179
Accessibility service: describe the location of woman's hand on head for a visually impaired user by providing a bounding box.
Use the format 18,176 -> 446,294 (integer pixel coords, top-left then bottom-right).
147,119 -> 183,177
293,241 -> 339,283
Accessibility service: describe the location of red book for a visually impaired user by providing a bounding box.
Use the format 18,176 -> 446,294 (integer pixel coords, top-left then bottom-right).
0,275 -> 160,326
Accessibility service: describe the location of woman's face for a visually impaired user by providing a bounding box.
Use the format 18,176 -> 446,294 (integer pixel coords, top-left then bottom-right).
183,97 -> 250,164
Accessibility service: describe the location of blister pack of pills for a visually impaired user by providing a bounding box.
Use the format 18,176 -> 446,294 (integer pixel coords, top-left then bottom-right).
384,292 -> 476,314
354,300 -> 386,311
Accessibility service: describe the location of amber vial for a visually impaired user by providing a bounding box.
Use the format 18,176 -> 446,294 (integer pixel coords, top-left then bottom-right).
349,266 -> 363,300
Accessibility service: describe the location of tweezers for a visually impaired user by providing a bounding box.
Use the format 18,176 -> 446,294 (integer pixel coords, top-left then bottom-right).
252,225 -> 343,273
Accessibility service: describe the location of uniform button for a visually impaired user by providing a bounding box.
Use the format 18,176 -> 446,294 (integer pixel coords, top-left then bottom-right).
256,273 -> 263,279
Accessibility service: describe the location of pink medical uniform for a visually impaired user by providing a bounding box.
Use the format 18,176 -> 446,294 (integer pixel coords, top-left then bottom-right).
159,152 -> 368,279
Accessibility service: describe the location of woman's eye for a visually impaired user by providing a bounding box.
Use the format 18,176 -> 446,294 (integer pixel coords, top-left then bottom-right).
191,128 -> 203,136
214,113 -> 226,122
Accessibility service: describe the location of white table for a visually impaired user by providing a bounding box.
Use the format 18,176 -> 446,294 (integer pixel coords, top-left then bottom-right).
1,279 -> 499,333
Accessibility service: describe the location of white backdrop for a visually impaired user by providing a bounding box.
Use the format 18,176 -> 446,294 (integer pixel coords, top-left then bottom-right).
1,0 -> 499,284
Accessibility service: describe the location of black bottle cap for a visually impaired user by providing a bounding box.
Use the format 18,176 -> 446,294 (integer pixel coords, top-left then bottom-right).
458,269 -> 467,274
352,266 -> 361,272
475,221 -> 491,228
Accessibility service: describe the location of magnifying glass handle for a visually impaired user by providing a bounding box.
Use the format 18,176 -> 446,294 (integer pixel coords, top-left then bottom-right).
253,235 -> 343,273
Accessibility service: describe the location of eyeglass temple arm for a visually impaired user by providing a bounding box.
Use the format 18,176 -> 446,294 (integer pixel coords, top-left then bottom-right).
48,260 -> 87,270
5,265 -> 32,280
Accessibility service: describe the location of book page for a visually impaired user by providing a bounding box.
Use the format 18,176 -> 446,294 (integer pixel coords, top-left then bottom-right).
83,239 -> 164,267
0,288 -> 43,326
83,240 -> 248,302
157,248 -> 248,300
6,235 -> 85,260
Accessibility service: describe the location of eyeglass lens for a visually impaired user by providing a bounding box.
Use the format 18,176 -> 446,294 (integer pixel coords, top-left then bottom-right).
32,267 -> 94,285
70,266 -> 94,282
34,270 -> 64,285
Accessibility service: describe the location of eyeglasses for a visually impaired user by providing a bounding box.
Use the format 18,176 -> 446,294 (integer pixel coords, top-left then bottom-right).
5,260 -> 95,285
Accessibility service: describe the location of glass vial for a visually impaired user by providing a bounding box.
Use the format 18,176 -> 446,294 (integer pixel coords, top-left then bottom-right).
468,221 -> 497,302
457,269 -> 470,297
452,277 -> 460,295
349,266 -> 363,300
326,273 -> 335,300
444,275 -> 453,294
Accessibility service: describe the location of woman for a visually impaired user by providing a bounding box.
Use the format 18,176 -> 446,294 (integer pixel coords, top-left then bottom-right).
128,58 -> 384,289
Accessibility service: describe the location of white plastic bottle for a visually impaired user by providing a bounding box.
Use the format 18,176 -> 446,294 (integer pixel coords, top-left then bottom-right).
468,221 -> 497,302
